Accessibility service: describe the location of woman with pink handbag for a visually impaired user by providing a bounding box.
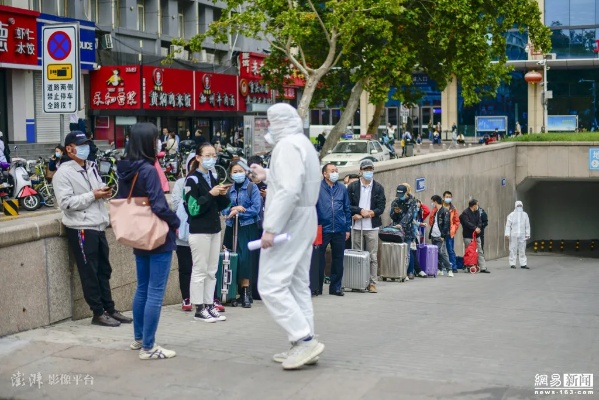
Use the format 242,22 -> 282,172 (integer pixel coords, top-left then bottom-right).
115,123 -> 180,360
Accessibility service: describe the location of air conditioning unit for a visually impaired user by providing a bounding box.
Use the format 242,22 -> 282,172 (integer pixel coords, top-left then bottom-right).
101,34 -> 113,50
170,45 -> 185,59
205,53 -> 215,64
545,53 -> 557,60
198,50 -> 215,64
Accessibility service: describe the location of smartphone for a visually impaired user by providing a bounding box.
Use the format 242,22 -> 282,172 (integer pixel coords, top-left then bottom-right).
219,183 -> 233,188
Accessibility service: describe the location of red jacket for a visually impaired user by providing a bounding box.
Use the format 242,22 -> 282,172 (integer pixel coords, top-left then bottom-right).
420,203 -> 431,220
429,205 -> 460,238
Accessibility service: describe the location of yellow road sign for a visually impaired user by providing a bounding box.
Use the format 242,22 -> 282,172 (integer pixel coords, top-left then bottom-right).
2,199 -> 19,216
47,64 -> 73,80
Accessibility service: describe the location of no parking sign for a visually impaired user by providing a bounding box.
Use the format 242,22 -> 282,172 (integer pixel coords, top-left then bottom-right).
42,24 -> 79,114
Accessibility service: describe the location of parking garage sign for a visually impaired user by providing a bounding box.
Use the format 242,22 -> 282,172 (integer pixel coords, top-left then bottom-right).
42,24 -> 79,113
590,148 -> 599,171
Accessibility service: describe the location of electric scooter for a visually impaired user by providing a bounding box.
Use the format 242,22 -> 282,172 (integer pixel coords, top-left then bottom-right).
7,146 -> 41,210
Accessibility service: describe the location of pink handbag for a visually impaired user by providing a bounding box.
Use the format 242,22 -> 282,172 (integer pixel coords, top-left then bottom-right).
154,158 -> 170,192
110,173 -> 169,250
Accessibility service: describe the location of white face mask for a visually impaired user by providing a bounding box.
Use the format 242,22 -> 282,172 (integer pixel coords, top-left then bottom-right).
264,130 -> 275,145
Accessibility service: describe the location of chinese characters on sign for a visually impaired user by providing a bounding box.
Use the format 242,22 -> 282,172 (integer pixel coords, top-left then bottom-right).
42,25 -> 79,114
197,73 -> 236,110
144,67 -> 192,110
11,371 -> 95,388
589,148 -> 599,171
90,66 -> 140,110
0,6 -> 39,66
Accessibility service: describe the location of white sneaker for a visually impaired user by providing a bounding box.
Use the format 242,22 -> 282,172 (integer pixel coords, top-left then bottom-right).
207,305 -> 226,321
281,338 -> 325,370
404,276 -> 410,281
272,350 -> 319,365
437,270 -> 444,276
447,270 -> 454,277
129,340 -> 142,350
418,271 -> 427,278
139,345 -> 176,360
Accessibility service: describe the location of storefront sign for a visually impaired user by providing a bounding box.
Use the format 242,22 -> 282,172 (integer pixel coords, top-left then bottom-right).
37,14 -> 96,70
0,6 -> 39,68
196,72 -> 237,111
90,66 -> 141,110
589,148 -> 599,171
142,66 -> 193,110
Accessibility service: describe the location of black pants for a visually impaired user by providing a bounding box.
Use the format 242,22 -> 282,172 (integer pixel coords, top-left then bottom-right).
320,232 -> 346,293
66,228 -> 115,316
176,245 -> 192,301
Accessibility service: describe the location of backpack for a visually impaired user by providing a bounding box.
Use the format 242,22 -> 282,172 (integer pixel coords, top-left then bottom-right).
183,175 -> 201,218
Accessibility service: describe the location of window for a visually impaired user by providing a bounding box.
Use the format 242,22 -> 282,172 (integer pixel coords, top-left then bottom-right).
87,0 -> 99,23
137,0 -> 145,31
178,13 -> 184,38
373,142 -> 383,152
58,0 -> 68,16
29,0 -> 41,11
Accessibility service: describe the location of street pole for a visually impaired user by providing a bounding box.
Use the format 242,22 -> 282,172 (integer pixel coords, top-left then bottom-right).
592,81 -> 597,131
60,114 -> 65,144
543,61 -> 548,133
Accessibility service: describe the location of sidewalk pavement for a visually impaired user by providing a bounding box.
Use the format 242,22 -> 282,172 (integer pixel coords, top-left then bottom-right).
0,254 -> 597,400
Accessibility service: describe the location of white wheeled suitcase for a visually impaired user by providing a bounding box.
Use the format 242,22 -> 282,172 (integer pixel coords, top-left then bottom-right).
342,225 -> 370,292
379,242 -> 409,282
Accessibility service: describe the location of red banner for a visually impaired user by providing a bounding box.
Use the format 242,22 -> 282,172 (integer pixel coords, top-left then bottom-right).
90,65 -> 141,110
195,72 -> 238,111
142,66 -> 193,110
0,6 -> 39,67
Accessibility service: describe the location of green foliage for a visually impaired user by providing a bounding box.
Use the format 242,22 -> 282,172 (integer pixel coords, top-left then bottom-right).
505,133 -> 599,142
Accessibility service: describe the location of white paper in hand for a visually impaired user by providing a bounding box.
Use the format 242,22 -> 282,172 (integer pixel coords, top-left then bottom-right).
247,233 -> 291,251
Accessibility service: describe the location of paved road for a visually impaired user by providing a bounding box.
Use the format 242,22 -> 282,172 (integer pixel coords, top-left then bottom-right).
1,254 -> 596,400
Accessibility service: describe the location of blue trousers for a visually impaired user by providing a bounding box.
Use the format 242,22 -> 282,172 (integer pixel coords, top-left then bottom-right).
319,232 -> 346,293
446,236 -> 457,271
133,252 -> 173,350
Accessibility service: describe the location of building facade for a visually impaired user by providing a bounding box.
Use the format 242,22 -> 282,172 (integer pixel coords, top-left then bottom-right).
0,0 -> 274,148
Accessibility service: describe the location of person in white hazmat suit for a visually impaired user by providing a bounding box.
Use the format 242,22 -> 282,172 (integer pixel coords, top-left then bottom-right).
504,201 -> 531,269
249,103 -> 325,370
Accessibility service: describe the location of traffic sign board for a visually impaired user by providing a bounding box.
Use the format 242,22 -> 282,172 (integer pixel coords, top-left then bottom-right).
42,24 -> 79,114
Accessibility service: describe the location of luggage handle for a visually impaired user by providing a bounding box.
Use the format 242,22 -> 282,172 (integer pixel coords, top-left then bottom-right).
351,220 -> 364,251
233,215 -> 238,253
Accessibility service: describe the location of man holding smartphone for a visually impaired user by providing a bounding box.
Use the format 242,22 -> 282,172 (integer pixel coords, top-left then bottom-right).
53,132 -> 132,327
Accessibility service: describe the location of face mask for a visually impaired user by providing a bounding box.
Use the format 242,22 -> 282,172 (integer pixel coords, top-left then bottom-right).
264,131 -> 275,145
444,198 -> 452,203
398,195 -> 406,200
516,207 -> 523,212
55,151 -> 61,158
329,172 -> 339,183
201,157 -> 216,170
75,144 -> 90,160
156,139 -> 162,154
362,171 -> 374,181
232,172 -> 246,183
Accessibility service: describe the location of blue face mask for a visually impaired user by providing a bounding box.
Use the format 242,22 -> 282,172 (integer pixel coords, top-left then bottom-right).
201,157 -> 216,170
399,195 -> 406,200
362,171 -> 374,181
232,172 -> 246,183
55,151 -> 61,158
444,198 -> 452,204
75,144 -> 90,160
329,172 -> 339,183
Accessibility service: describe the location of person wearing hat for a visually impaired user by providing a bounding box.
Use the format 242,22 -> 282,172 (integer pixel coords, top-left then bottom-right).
53,131 -> 133,327
347,159 -> 386,293
505,201 -> 530,269
390,183 -> 426,279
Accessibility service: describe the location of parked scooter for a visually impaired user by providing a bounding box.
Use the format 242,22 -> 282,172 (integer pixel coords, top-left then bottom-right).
7,153 -> 41,211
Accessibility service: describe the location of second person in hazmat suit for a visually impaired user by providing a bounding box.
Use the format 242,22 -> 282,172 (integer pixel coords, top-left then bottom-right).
505,201 -> 531,269
250,103 -> 324,370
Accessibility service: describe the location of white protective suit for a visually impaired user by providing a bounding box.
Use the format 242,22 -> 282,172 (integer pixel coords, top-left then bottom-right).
504,201 -> 531,267
258,103 -> 321,343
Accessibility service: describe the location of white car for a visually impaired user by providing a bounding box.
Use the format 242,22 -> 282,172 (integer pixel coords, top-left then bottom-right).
320,139 -> 391,167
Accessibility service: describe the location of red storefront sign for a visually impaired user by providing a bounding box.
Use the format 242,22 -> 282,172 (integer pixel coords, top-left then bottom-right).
238,52 -> 273,109
142,66 -> 193,110
195,72 -> 238,111
90,65 -> 141,109
0,6 -> 39,67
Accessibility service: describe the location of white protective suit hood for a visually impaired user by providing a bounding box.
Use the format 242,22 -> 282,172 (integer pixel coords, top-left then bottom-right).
514,200 -> 523,211
266,103 -> 304,145
505,200 -> 530,238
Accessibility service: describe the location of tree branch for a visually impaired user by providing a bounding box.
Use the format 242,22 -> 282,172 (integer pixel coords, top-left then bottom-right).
306,0 -> 331,44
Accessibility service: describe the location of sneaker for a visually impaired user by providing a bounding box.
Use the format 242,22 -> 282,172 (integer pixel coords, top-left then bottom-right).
418,271 -> 427,278
437,270 -> 444,276
139,345 -> 176,360
447,270 -> 454,277
129,340 -> 142,350
207,305 -> 226,321
282,338 -> 325,370
273,350 -> 319,365
480,269 -> 491,274
408,273 -> 415,279
194,307 -> 217,323
404,276 -> 410,281
368,283 -> 377,293
213,298 -> 225,313
182,299 -> 193,312
91,312 -> 120,327
511,265 -> 516,269
521,265 -> 530,269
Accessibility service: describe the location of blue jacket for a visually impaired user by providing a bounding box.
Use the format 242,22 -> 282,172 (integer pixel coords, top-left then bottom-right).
222,178 -> 262,227
116,159 -> 180,255
316,180 -> 351,234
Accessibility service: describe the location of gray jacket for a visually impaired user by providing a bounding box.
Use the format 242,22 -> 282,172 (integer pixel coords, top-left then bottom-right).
53,160 -> 109,231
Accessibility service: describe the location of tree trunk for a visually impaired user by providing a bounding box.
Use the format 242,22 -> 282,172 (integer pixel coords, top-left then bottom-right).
366,100 -> 385,139
297,73 -> 324,121
319,78 -> 366,159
